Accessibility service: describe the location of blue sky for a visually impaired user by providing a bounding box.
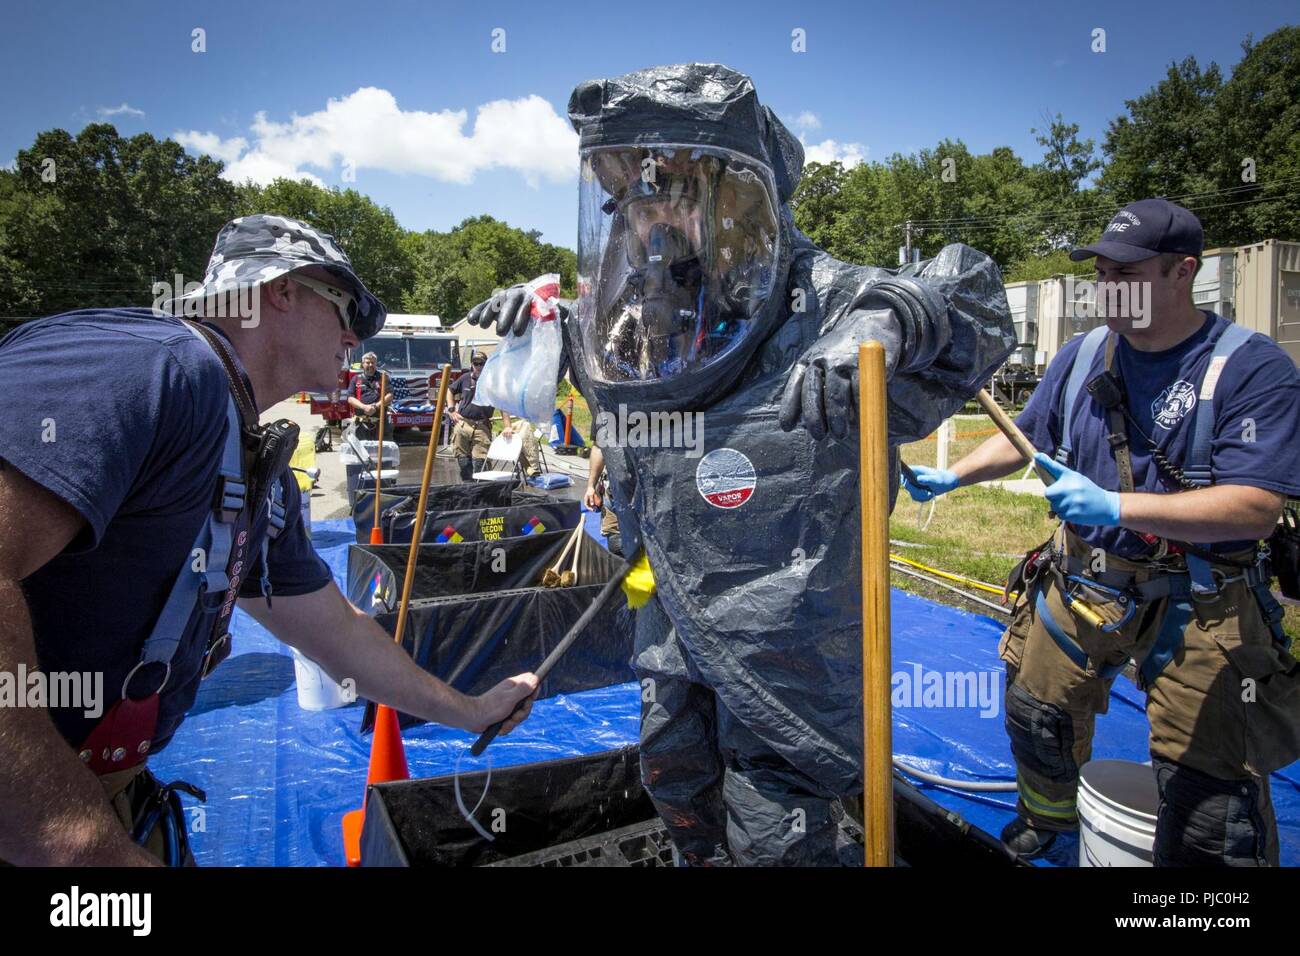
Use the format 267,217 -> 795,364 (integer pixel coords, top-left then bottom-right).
1,0 -> 1294,249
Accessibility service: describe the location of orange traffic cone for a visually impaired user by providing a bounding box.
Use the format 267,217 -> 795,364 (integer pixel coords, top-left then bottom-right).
341,704 -> 410,866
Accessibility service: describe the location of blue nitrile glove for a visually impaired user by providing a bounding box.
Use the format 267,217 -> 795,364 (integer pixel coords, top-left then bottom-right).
902,466 -> 960,502
1034,453 -> 1121,526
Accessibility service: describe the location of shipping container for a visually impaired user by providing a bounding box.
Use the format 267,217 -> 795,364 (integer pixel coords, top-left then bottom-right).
1194,247 -> 1236,320
1233,239 -> 1300,366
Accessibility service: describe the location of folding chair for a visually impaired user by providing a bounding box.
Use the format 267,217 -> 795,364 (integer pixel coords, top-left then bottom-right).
472,431 -> 525,484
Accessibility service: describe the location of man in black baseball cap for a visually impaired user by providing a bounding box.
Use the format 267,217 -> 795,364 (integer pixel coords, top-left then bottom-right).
903,196 -> 1300,865
1070,197 -> 1204,264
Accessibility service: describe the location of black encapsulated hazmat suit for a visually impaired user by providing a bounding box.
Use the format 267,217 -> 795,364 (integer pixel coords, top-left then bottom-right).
469,64 -> 1015,865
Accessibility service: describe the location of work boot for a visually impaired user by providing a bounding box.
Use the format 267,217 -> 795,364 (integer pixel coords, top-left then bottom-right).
1000,816 -> 1058,859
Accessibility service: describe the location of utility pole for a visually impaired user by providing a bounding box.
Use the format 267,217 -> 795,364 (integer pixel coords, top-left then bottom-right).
900,220 -> 913,266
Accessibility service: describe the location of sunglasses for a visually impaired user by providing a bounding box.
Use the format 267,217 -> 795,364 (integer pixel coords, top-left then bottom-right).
289,274 -> 359,331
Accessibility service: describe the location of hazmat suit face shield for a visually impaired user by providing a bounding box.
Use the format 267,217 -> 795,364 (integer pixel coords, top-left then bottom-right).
576,145 -> 782,386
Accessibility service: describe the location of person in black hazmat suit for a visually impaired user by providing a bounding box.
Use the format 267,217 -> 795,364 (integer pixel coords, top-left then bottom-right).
466,64 -> 1015,865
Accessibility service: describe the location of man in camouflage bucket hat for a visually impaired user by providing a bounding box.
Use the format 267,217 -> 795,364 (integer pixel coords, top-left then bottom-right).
0,214 -> 539,866
168,214 -> 386,339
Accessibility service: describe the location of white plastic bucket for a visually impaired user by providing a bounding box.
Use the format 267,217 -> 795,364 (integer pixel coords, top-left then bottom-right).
1077,759 -> 1158,867
290,648 -> 352,711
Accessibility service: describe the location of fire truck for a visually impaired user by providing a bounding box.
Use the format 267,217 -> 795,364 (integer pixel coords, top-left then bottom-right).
311,314 -> 464,435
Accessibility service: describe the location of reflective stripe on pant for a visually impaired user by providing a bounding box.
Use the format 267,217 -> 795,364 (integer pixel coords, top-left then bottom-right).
633,596 -> 848,866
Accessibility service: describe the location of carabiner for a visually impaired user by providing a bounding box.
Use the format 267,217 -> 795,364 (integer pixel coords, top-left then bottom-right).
1062,574 -> 1138,633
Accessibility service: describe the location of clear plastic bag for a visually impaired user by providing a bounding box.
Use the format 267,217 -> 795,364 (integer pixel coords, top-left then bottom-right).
476,274 -> 562,424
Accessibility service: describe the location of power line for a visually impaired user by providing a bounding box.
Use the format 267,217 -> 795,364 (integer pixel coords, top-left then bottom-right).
895,188 -> 1300,236
897,176 -> 1300,229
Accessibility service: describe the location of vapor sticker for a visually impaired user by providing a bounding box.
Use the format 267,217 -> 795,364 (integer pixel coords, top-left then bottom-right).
696,448 -> 756,509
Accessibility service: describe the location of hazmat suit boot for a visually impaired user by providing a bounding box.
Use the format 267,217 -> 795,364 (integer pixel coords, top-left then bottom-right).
1000,815 -> 1060,859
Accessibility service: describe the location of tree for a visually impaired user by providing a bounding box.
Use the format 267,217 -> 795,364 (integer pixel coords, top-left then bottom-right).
1097,56 -> 1223,228
0,124 -> 239,321
236,179 -> 414,309
1030,114 -> 1103,249
1210,28 -> 1300,243
788,160 -> 852,251
401,215 -> 576,322
790,141 -> 1048,274
1004,248 -> 1085,283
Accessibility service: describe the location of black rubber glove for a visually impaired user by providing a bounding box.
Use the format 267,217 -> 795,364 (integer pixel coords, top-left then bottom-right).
778,308 -> 901,441
463,282 -> 575,380
464,283 -> 536,337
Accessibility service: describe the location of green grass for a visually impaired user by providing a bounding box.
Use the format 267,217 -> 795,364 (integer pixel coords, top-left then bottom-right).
890,434 -> 1300,650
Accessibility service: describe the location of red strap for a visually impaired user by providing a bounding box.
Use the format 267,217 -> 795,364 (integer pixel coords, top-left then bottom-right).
77,694 -> 160,775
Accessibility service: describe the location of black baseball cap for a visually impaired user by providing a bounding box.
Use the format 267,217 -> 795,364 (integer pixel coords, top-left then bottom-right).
1070,198 -> 1204,263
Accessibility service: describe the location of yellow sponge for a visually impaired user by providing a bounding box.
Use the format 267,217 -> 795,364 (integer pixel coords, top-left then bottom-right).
621,552 -> 656,609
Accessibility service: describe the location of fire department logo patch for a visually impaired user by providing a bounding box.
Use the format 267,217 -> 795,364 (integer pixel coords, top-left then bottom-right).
696,448 -> 756,510
1152,380 -> 1197,430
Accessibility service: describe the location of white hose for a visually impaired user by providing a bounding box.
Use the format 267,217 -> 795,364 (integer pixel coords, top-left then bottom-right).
890,562 -> 1011,617
454,748 -> 496,842
915,496 -> 937,532
894,758 -> 1017,792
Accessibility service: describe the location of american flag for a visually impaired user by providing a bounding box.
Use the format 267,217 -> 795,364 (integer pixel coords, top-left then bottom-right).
386,376 -> 430,401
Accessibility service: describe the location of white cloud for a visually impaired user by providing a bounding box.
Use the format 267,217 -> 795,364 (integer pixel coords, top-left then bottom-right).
98,102 -> 145,119
173,130 -> 248,165
800,137 -> 867,168
786,111 -> 821,131
174,86 -> 578,188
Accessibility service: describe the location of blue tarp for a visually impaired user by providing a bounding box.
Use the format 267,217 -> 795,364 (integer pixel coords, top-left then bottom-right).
151,515 -> 1300,866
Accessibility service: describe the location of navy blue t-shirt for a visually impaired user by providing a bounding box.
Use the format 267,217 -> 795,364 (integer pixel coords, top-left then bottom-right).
449,371 -> 493,421
0,308 -> 332,753
1017,312 -> 1300,558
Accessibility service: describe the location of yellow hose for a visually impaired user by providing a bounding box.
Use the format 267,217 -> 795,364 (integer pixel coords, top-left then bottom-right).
888,552 -> 1016,600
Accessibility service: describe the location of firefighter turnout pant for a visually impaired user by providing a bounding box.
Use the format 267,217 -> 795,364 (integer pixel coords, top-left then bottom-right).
999,529 -> 1300,865
452,418 -> 493,481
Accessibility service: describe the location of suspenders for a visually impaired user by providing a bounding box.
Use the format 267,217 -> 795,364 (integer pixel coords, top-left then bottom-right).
1033,319 -> 1288,681
76,324 -> 286,775
1053,326 -> 1108,468
1054,320 -> 1254,492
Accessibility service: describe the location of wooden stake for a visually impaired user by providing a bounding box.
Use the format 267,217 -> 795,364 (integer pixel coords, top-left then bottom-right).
391,365 -> 453,648
858,342 -> 893,867
370,372 -> 388,544
974,388 -> 1055,485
